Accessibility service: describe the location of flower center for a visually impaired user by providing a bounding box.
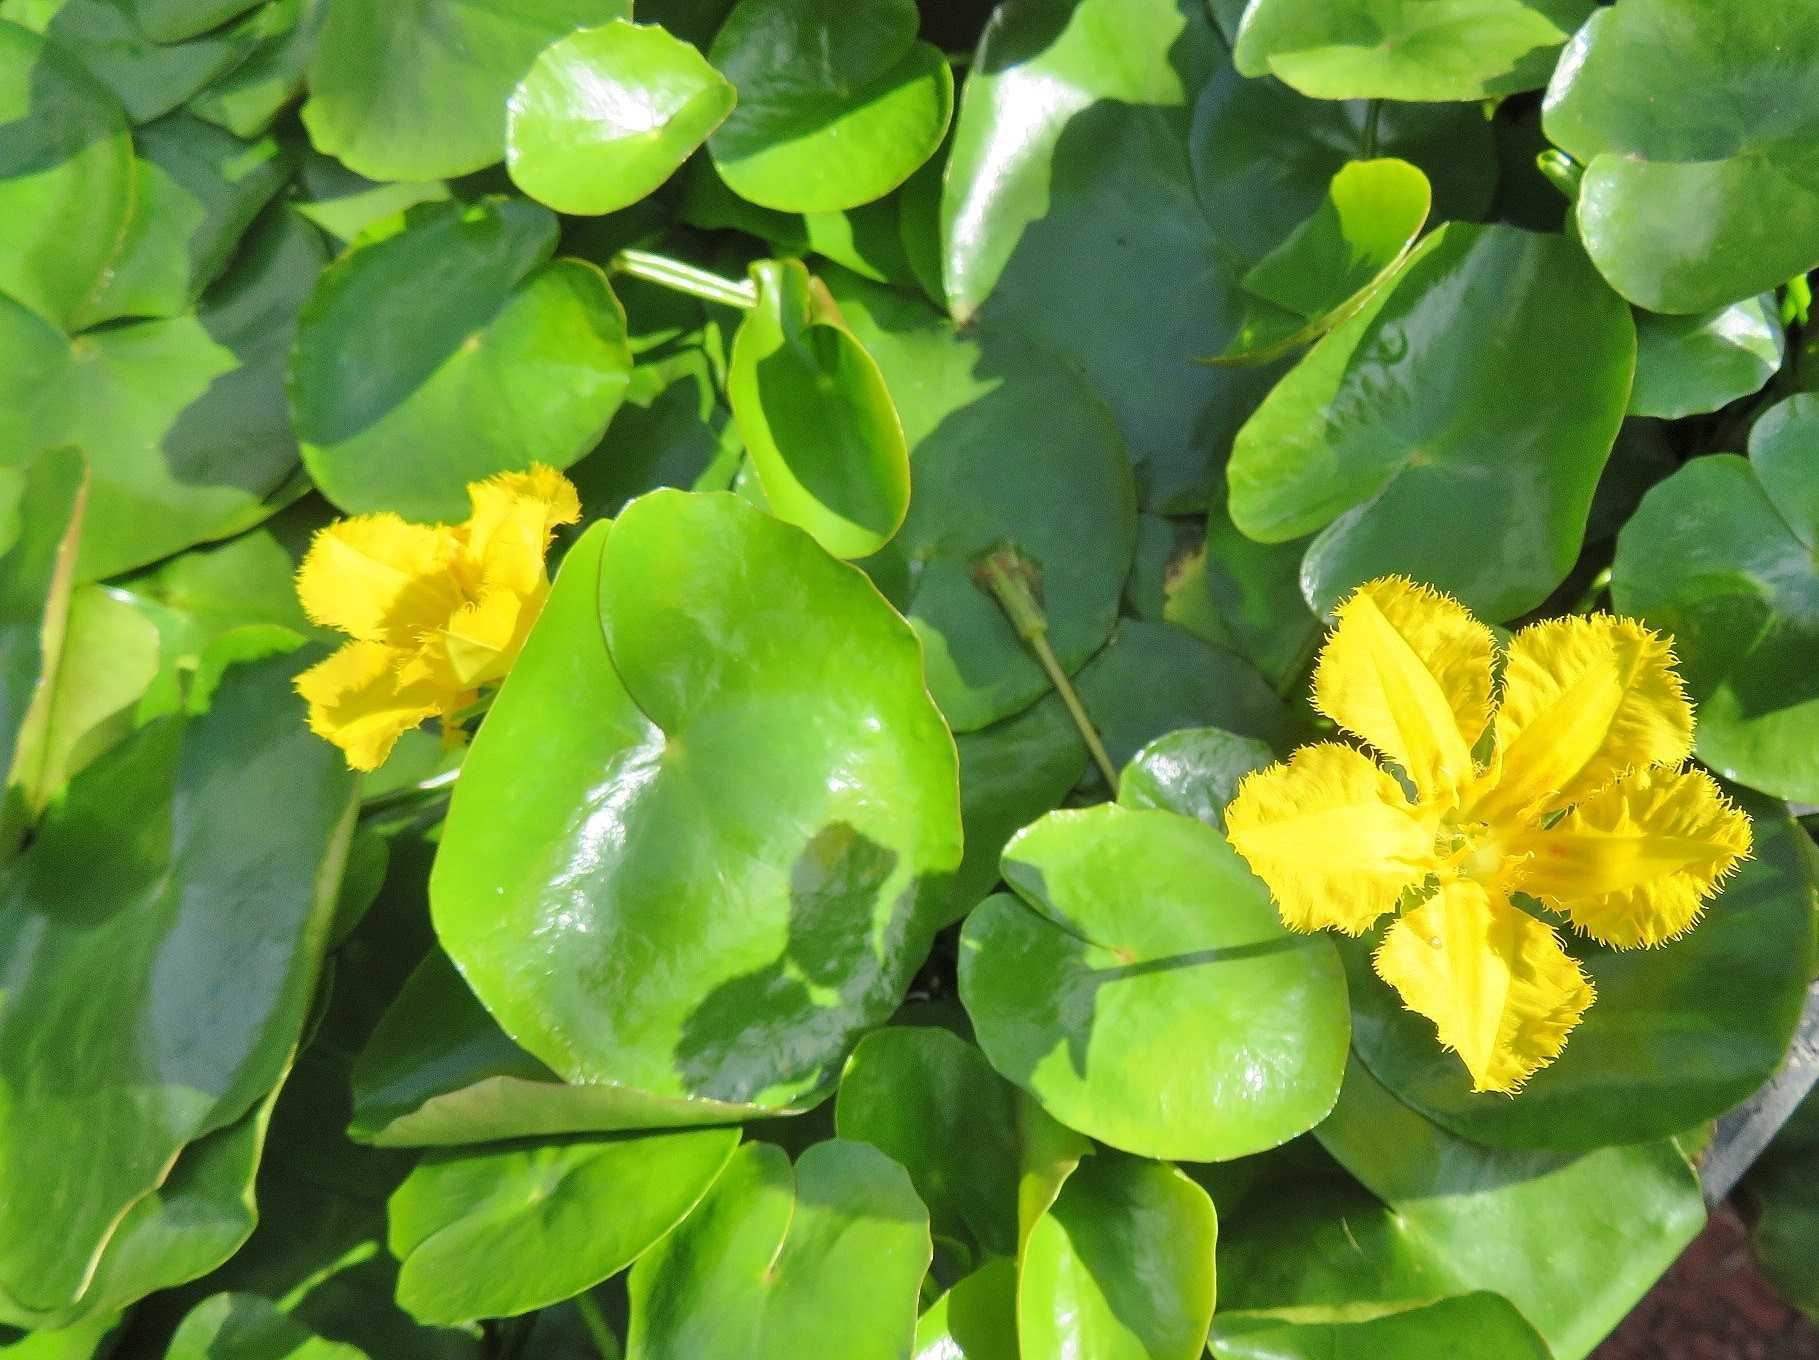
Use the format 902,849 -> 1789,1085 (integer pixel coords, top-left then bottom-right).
1435,812 -> 1514,887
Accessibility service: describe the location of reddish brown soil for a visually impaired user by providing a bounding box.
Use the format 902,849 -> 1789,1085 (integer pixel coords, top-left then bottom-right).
1594,1206 -> 1819,1360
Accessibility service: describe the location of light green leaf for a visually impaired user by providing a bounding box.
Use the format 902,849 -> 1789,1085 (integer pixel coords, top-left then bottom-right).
1211,1293 -> 1552,1359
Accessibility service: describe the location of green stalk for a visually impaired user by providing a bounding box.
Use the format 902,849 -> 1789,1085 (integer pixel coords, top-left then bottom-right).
610,248 -> 757,311
575,1292 -> 622,1360
976,547 -> 1119,789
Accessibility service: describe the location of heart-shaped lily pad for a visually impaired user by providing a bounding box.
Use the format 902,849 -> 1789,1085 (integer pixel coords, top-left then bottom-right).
1019,1153 -> 1217,1360
1629,295 -> 1784,419
726,259 -> 910,558
1612,396 -> 1819,801
0,648 -> 355,1321
1116,727 -> 1275,832
959,804 -> 1348,1162
507,21 -> 736,217
626,1139 -> 930,1360
432,494 -> 962,1115
1211,1294 -> 1551,1360
834,1026 -> 1020,1261
1230,222 -> 1635,621
389,1126 -> 740,1324
0,21 -> 134,332
301,0 -> 629,182
1205,158 -> 1432,366
1233,0 -> 1593,101
707,0 -> 951,213
0,206 -> 326,581
828,269 -> 1135,731
292,196 -> 632,522
1543,0 -> 1819,313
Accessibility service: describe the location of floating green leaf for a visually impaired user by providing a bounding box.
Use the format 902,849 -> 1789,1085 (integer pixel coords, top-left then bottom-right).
1629,294 -> 1784,419
1211,1293 -> 1552,1360
0,447 -> 84,810
1233,0 -> 1593,100
433,496 -> 962,1114
0,206 -> 326,580
0,649 -> 355,1321
626,1140 -> 930,1360
1019,1153 -> 1217,1360
0,20 -> 133,330
1543,0 -> 1819,313
301,0 -> 628,182
1116,726 -> 1275,832
168,1294 -> 368,1360
960,805 -> 1348,1161
507,21 -> 735,217
1230,222 -> 1635,620
292,197 -> 631,522
707,0 -> 951,213
389,1127 -> 740,1325
131,0 -> 259,43
1613,396 -> 1819,800
1205,158 -> 1431,366
829,270 -> 1135,730
185,0 -> 322,139
914,1257 -> 1017,1360
834,1026 -> 1020,1261
726,259 -> 910,558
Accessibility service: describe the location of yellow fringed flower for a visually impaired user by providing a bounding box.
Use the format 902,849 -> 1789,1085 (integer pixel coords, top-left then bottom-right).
293,467 -> 581,771
1225,576 -> 1752,1094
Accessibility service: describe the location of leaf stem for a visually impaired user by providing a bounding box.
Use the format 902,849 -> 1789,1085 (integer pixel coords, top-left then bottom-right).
610,249 -> 757,310
359,766 -> 459,818
976,547 -> 1119,789
575,1292 -> 622,1360
1360,99 -> 1382,158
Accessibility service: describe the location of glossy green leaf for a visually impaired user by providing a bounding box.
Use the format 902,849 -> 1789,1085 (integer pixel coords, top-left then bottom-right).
1314,1061 -> 1706,1360
351,950 -> 770,1146
0,649 -> 356,1320
707,0 -> 951,213
1190,66 -> 1496,270
1211,1293 -> 1552,1359
0,20 -> 133,330
829,269 -> 1135,730
389,1127 -> 741,1324
185,0 -> 321,139
913,1257 -> 1017,1360
949,696 -> 1087,924
292,197 -> 631,522
0,206 -> 327,581
1116,726 -> 1274,831
6,585 -> 159,818
301,0 -> 629,182
1612,399 -> 1819,800
1629,294 -> 1784,419
18,0 -> 269,124
1233,0 -> 1592,100
726,259 -> 910,558
31,1064 -> 288,1330
433,495 -> 962,1114
1343,791 -> 1817,1151
1072,619 -> 1294,774
1543,0 -> 1819,313
1231,222 -> 1635,621
1747,1091 -> 1819,1319
83,113 -> 292,324
625,1140 -> 931,1360
834,1026 -> 1019,1260
1019,1153 -> 1216,1360
131,0 -> 256,42
942,0 -> 1264,511
1207,158 -> 1432,366
168,1294 -> 368,1360
507,21 -> 734,217
0,447 -> 85,809
960,805 -> 1348,1161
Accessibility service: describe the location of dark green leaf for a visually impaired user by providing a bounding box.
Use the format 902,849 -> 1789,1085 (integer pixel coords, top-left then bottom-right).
1116,726 -> 1275,831
1629,295 -> 1784,419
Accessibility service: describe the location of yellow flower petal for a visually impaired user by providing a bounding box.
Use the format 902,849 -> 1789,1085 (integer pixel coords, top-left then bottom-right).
1312,576 -> 1495,801
1509,765 -> 1752,949
294,641 -> 447,772
459,464 -> 581,597
296,514 -> 464,646
1373,880 -> 1594,1094
438,585 -> 543,690
1472,615 -> 1692,825
1225,742 -> 1439,935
